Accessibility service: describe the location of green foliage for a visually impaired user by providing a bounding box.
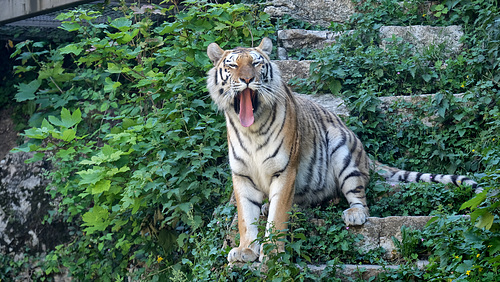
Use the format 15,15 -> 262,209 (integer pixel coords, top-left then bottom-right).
392,225 -> 427,260
303,0 -> 500,280
3,0 -> 499,280
7,1 -> 273,280
368,181 -> 475,217
422,214 -> 498,280
305,0 -> 499,175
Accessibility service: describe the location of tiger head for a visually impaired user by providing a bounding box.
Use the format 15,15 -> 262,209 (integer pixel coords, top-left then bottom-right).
206,37 -> 284,127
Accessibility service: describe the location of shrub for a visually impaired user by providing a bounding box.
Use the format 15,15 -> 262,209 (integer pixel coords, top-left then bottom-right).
8,1 -> 273,280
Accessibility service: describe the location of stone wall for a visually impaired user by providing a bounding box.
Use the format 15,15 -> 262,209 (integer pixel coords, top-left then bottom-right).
0,151 -> 68,259
264,0 -> 356,27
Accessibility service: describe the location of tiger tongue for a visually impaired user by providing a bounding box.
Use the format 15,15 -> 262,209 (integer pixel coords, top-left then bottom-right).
239,88 -> 254,127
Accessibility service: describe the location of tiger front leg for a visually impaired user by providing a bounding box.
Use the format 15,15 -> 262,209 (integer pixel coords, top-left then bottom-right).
258,174 -> 295,262
227,176 -> 264,263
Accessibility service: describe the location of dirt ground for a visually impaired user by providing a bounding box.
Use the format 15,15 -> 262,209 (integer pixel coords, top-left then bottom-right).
0,108 -> 18,160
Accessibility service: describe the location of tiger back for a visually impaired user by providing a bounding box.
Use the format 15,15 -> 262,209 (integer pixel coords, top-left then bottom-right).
206,37 -> 478,263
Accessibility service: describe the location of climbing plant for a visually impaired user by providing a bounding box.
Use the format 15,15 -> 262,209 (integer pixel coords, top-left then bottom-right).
6,1 -> 273,280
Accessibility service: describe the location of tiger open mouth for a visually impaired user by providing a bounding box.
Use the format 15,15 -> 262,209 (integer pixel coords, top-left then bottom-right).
234,88 -> 258,127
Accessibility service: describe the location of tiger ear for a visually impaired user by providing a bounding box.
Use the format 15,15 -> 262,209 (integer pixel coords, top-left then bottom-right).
207,42 -> 225,65
258,37 -> 273,56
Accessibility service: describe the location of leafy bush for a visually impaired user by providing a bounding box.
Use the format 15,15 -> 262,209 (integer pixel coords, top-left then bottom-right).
7,1 -> 273,280
305,0 -> 499,176
303,0 -> 500,280
368,181 -> 475,218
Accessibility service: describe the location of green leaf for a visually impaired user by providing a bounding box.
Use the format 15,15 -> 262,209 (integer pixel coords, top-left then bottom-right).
50,108 -> 82,128
110,18 -> 132,32
92,180 -> 111,194
425,216 -> 439,227
104,77 -> 122,92
157,22 -> 180,35
77,167 -> 105,185
328,80 -> 342,95
15,80 -> 41,102
82,205 -> 110,234
61,128 -> 76,141
25,152 -> 45,164
422,74 -> 432,82
59,44 -> 83,56
80,145 -> 125,165
107,62 -> 123,74
60,22 -> 81,32
56,147 -> 76,160
475,211 -> 494,230
24,127 -> 48,139
460,191 -> 487,211
177,202 -> 192,214
488,237 -> 500,254
177,233 -> 188,248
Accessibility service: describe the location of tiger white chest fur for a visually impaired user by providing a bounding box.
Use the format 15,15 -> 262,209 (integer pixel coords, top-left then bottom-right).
224,103 -> 291,197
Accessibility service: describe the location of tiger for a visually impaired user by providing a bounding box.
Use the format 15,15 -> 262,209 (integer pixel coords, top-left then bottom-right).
206,37 -> 479,263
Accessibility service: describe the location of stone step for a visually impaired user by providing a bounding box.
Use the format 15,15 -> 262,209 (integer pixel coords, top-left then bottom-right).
226,214 -> 434,277
274,60 -> 463,120
264,0 -> 355,28
295,90 -> 461,123
228,215 -> 433,279
233,260 -> 429,280
349,216 -> 431,260
309,260 -> 429,281
276,26 -> 463,59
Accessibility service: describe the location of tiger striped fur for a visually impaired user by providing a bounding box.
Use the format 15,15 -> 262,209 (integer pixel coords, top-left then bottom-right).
206,38 -> 478,263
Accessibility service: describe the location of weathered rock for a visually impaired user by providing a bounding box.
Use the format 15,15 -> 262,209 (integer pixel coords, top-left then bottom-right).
264,0 -> 355,27
379,25 -> 464,56
308,260 -> 429,281
230,260 -> 428,281
348,216 -> 432,260
0,151 -> 68,258
295,92 -> 350,116
274,60 -> 312,83
278,29 -> 343,50
277,47 -> 288,60
0,109 -> 18,161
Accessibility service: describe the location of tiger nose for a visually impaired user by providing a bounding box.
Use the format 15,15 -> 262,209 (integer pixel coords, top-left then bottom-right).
240,77 -> 254,85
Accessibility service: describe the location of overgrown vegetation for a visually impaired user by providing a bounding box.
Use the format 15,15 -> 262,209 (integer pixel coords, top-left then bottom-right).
0,0 -> 498,280
304,0 -> 500,280
3,1 -> 273,280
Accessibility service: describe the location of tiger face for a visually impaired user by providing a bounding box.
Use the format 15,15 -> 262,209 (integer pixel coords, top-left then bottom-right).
207,38 -> 284,127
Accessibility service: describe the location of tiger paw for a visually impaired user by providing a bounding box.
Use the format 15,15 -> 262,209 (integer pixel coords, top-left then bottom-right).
261,202 -> 269,216
227,247 -> 259,263
342,205 -> 369,226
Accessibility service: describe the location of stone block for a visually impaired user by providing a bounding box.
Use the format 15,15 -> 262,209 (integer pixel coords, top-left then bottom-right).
274,59 -> 312,83
295,93 -> 350,116
348,216 -> 432,259
264,0 -> 355,27
278,29 -> 343,50
379,25 -> 464,56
